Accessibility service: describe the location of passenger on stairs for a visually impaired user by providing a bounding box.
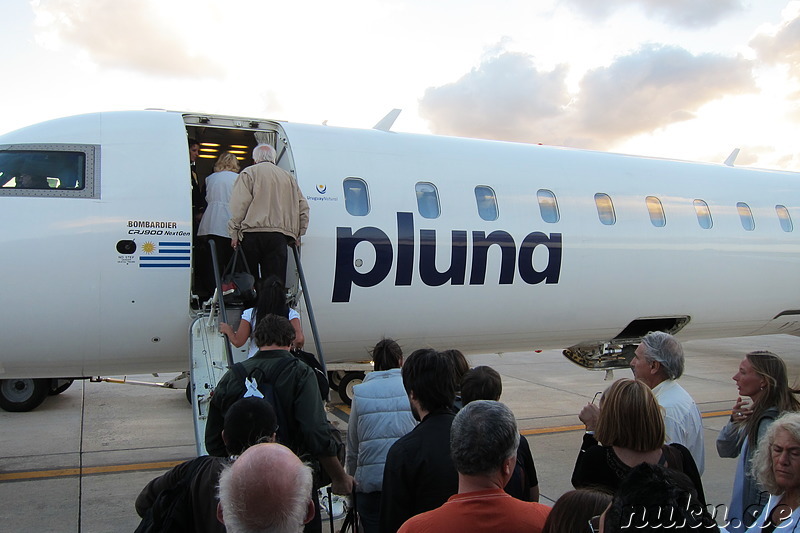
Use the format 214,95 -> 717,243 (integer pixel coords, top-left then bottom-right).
228,143 -> 309,289
219,275 -> 305,356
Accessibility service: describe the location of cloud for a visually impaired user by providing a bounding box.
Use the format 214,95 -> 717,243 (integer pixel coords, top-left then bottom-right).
419,45 -> 756,151
575,45 -> 756,143
418,52 -> 571,144
561,0 -> 744,28
750,12 -> 800,79
31,0 -> 223,78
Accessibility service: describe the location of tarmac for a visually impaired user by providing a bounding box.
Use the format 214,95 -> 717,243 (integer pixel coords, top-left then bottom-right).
2,334 -> 800,532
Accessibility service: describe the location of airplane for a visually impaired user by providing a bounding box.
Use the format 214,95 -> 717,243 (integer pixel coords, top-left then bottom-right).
2,109 -> 799,414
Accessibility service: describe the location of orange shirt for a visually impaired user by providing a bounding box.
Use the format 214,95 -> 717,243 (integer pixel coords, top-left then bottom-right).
397,488 -> 550,533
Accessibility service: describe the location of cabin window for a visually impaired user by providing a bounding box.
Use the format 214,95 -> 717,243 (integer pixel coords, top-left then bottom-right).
0,144 -> 97,198
416,182 -> 440,219
646,196 -> 666,227
474,186 -> 498,221
537,189 -> 560,223
776,205 -> 793,232
693,200 -> 713,229
737,202 -> 755,231
594,193 -> 616,225
343,177 -> 370,216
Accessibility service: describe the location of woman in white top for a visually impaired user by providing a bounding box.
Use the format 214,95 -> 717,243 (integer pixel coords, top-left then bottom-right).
219,275 -> 304,356
744,412 -> 800,532
198,153 -> 240,289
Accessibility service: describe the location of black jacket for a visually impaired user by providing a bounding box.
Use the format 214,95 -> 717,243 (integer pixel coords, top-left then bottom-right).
379,409 -> 458,533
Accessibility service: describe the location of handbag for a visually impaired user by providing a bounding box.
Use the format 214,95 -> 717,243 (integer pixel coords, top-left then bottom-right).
220,246 -> 256,304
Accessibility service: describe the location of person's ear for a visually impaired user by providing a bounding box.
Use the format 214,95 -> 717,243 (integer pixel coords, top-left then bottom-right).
503,454 -> 517,477
217,502 -> 225,524
221,429 -> 229,447
303,499 -> 316,524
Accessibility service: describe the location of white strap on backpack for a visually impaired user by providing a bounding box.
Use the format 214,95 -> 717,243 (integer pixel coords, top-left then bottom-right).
243,377 -> 264,399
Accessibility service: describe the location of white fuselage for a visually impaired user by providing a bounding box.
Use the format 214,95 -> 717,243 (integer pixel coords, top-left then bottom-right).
1,110 -> 798,379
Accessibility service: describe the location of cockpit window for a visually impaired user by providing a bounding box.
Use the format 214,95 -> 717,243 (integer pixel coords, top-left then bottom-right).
0,144 -> 97,198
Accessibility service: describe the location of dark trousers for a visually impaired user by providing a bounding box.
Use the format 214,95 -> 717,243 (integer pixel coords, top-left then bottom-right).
204,235 -> 233,292
241,231 -> 289,287
356,491 -> 381,533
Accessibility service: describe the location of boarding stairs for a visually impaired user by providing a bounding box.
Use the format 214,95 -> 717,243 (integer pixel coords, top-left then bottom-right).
188,241 -> 328,455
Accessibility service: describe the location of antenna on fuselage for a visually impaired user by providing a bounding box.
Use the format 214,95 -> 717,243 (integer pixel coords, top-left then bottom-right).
724,148 -> 740,167
373,109 -> 402,132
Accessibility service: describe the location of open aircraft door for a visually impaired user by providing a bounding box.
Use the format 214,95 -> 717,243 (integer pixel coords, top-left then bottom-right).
188,313 -> 230,456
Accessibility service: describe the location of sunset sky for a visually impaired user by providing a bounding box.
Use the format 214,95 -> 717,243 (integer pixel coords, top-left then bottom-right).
2,0 -> 800,170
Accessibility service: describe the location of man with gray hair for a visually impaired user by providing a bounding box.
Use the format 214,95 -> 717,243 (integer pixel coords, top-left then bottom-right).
397,401 -> 550,532
228,143 -> 309,287
217,442 -> 315,533
630,331 -> 705,473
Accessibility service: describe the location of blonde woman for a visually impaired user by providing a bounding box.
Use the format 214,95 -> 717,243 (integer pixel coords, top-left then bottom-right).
717,351 -> 800,531
198,152 -> 240,283
571,378 -> 706,504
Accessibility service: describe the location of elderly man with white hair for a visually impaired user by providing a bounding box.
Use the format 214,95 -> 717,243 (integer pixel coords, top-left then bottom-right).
629,331 -> 705,473
228,143 -> 309,287
217,442 -> 315,533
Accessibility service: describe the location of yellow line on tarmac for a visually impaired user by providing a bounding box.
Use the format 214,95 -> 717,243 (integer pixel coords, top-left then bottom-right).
0,410 -> 732,483
702,410 -> 733,419
0,460 -> 184,482
520,409 -> 731,436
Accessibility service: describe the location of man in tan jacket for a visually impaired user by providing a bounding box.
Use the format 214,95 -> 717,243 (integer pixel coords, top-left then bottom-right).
228,144 -> 309,287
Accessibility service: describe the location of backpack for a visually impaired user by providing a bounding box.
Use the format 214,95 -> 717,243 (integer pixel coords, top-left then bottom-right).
291,348 -> 330,401
231,356 -> 342,489
134,456 -> 210,533
231,358 -> 294,445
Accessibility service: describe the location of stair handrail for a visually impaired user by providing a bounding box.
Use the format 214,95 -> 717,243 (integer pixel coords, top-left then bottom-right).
209,239 -> 235,368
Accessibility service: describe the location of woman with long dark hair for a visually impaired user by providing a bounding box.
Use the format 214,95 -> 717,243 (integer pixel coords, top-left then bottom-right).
219,275 -> 304,355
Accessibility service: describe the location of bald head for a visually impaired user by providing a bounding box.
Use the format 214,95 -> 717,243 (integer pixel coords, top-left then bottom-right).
217,443 -> 314,533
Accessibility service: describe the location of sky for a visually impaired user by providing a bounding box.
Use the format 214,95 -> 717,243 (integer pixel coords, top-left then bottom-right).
2,0 -> 800,170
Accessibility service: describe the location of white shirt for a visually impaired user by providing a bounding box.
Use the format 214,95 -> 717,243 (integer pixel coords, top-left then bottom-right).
242,307 -> 300,358
197,170 -> 238,237
652,379 -> 705,474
